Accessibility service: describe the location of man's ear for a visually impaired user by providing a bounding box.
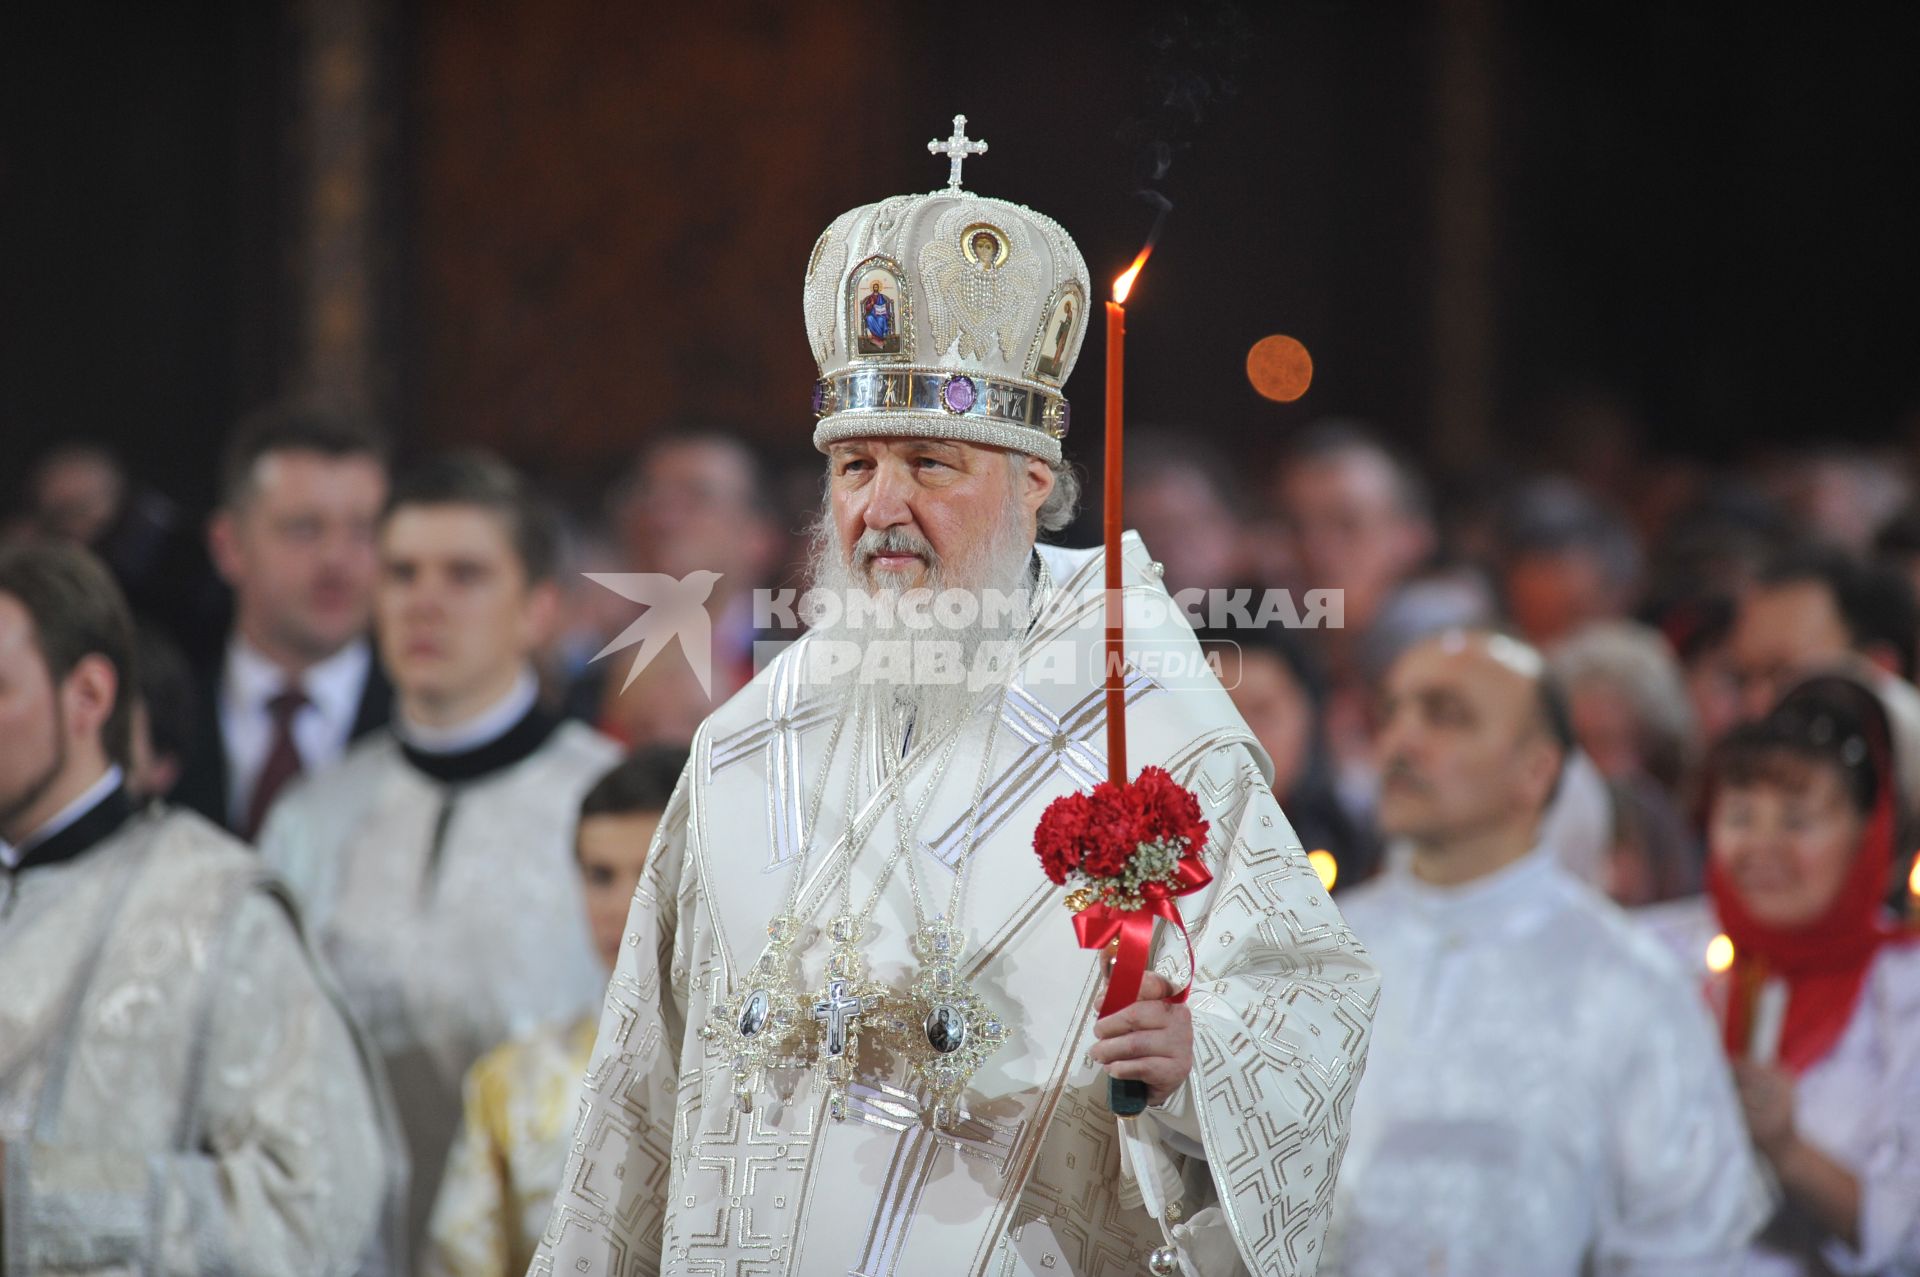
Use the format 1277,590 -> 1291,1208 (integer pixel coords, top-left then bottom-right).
1022,455 -> 1055,518
62,652 -> 119,752
1520,736 -> 1566,813
523,578 -> 563,651
207,510 -> 242,586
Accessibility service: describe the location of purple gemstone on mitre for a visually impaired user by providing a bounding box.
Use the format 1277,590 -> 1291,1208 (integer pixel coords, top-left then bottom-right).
941,375 -> 977,414
1056,401 -> 1071,437
811,379 -> 830,417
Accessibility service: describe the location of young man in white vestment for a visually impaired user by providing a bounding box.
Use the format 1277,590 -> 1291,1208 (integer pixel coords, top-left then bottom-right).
531,134 -> 1379,1277
1325,629 -> 1771,1275
262,453 -> 619,1257
0,542 -> 402,1275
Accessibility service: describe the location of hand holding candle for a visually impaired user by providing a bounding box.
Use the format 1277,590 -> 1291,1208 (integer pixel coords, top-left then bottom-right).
1089,971 -> 1195,1107
1033,766 -> 1210,1116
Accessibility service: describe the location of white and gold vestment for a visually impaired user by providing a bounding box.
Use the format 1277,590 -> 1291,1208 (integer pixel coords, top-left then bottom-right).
533,536 -> 1379,1276
1,793 -> 401,1275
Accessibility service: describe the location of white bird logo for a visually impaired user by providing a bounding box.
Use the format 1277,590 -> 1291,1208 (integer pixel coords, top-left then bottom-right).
585,570 -> 723,696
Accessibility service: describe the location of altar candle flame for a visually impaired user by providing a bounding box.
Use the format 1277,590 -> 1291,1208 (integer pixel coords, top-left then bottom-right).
1705,933 -> 1735,974
1909,850 -> 1920,897
1113,246 -> 1152,304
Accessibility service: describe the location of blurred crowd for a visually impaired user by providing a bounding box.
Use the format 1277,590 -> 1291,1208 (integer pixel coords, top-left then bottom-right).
20,408 -> 1920,917
6,399 -> 1920,1273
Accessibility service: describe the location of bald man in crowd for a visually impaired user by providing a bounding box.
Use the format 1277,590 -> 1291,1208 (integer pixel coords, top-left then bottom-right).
1324,629 -> 1767,1275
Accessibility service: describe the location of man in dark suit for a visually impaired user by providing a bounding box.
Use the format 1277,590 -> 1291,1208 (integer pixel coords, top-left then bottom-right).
172,403 -> 393,839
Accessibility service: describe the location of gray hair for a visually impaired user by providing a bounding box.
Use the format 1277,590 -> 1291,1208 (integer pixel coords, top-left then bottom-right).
1548,620 -> 1697,787
1033,457 -> 1081,535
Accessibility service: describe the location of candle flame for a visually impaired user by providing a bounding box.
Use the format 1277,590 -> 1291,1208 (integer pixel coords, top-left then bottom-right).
1910,850 -> 1920,896
1112,246 -> 1152,304
1307,849 -> 1338,891
1705,933 -> 1735,974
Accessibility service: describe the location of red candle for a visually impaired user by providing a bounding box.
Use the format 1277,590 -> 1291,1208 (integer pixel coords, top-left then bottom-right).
1104,249 -> 1149,786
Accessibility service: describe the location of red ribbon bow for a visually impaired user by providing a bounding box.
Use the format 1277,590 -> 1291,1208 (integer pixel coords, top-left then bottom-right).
1073,851 -> 1212,1018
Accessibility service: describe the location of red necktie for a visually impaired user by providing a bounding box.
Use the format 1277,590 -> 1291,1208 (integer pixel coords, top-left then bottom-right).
243,685 -> 310,842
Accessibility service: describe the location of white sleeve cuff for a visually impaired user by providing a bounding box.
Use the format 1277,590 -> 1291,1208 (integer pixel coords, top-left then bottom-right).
1144,1078 -> 1207,1160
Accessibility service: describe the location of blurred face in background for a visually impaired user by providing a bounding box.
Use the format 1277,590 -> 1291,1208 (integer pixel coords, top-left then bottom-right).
0,594 -> 115,844
31,449 -> 124,546
1374,634 -> 1562,856
1709,760 -> 1861,927
1218,645 -> 1313,798
1684,637 -> 1744,749
577,809 -> 660,971
1504,550 -> 1625,648
376,505 -> 556,724
1729,580 -> 1851,722
1128,465 -> 1241,594
606,656 -> 714,750
1278,449 -> 1430,635
1567,677 -> 1642,780
210,449 -> 386,665
618,440 -> 777,592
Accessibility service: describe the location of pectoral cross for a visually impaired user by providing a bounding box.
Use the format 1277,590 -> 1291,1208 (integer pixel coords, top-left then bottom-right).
928,114 -> 987,193
813,978 -> 869,1057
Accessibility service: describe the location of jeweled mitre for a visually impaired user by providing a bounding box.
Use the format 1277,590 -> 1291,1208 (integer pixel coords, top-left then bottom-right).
805,118 -> 1091,465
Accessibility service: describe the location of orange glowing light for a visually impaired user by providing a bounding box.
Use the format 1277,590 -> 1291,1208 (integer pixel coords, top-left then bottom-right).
1909,851 -> 1920,896
1247,334 -> 1314,403
1308,850 -> 1338,891
1705,933 -> 1735,974
1112,247 -> 1152,304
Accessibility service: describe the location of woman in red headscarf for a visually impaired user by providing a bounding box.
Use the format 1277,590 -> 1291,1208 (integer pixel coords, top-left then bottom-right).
1645,673 -> 1920,1273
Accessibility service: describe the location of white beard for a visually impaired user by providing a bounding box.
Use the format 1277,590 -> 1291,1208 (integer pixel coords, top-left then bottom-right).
801,485 -> 1036,746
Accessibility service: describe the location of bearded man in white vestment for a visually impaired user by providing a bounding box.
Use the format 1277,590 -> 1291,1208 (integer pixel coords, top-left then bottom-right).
1325,630 -> 1771,1276
263,454 -> 619,1257
531,140 -> 1379,1277
0,543 -> 402,1276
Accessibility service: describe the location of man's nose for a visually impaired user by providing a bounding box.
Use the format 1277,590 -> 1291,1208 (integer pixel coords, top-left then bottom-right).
401,578 -> 447,617
1374,713 -> 1418,765
319,524 -> 363,571
863,461 -> 914,530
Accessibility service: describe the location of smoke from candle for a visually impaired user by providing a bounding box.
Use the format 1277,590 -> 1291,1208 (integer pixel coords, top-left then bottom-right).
1110,0 -> 1240,302
1117,3 -> 1251,189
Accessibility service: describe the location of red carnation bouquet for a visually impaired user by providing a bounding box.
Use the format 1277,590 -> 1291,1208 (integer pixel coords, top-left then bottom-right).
1034,765 -> 1212,1019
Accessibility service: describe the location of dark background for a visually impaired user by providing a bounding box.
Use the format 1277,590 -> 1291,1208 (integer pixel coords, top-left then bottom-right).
4,1 -> 1917,514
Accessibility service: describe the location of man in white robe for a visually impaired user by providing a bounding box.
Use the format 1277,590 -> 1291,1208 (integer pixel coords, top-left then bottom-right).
1326,629 -> 1770,1275
0,542 -> 401,1275
532,154 -> 1378,1276
262,454 -> 618,1255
